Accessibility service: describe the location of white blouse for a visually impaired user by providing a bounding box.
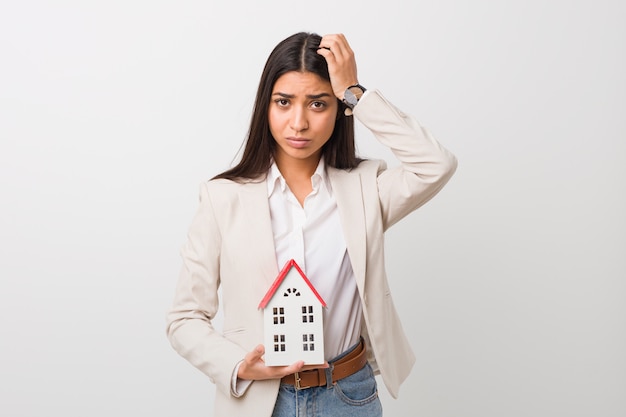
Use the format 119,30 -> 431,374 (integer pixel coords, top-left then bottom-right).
267,158 -> 362,361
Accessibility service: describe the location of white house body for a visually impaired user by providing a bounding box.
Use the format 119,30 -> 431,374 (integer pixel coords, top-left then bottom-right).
258,260 -> 326,366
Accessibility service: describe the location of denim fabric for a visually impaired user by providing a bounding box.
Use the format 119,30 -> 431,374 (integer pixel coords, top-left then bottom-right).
271,362 -> 382,417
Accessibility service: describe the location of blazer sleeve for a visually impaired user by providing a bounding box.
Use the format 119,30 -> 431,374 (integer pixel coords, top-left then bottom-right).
165,181 -> 249,397
353,90 -> 458,230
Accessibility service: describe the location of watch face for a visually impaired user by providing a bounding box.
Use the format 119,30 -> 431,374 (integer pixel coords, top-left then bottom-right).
344,89 -> 358,107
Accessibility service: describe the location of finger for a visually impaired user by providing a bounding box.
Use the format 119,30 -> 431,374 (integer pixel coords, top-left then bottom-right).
319,35 -> 356,80
280,360 -> 329,375
316,46 -> 336,65
244,344 -> 265,364
319,34 -> 346,52
280,360 -> 305,376
300,361 -> 329,371
319,40 -> 344,63
331,34 -> 353,59
319,34 -> 352,62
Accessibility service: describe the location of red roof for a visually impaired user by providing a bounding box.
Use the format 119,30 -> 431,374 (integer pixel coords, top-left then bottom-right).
258,259 -> 327,309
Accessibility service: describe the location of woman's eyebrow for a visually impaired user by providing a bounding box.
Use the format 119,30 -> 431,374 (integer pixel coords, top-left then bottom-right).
306,92 -> 332,99
272,92 -> 332,99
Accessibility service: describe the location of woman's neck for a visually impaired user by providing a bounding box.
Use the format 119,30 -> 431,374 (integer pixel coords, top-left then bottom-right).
275,155 -> 321,206
274,154 -> 320,183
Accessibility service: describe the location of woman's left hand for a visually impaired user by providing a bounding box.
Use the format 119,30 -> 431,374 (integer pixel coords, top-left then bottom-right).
317,34 -> 359,101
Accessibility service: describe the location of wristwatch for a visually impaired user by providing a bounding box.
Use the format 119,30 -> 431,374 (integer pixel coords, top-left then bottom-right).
342,84 -> 367,115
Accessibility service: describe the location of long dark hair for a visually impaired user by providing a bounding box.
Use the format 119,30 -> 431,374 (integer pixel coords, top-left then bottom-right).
213,32 -> 361,181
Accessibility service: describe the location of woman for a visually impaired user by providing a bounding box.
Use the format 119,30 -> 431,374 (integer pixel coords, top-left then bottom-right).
166,32 -> 457,417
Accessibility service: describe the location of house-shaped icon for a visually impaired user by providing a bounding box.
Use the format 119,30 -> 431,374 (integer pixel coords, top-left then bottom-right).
258,259 -> 326,366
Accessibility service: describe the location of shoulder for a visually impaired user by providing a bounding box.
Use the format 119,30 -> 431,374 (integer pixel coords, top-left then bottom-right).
203,176 -> 265,191
197,176 -> 265,204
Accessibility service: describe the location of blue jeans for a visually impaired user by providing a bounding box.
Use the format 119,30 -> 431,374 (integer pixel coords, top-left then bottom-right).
271,357 -> 382,417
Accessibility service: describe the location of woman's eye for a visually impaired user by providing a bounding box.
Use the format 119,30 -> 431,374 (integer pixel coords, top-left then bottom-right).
311,101 -> 326,109
275,99 -> 289,106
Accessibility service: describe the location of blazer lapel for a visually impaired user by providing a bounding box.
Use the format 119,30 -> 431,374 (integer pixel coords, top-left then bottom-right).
327,167 -> 367,292
237,180 -> 280,287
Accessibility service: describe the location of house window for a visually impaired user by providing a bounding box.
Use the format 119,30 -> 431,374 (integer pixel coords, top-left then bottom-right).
283,287 -> 301,297
302,334 -> 315,351
273,334 -> 286,352
272,307 -> 285,324
301,305 -> 314,323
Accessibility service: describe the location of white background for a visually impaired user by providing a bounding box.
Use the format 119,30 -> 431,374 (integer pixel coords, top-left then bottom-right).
1,1 -> 624,416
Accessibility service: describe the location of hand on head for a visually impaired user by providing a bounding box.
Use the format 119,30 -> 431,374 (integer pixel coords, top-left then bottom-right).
316,34 -> 359,101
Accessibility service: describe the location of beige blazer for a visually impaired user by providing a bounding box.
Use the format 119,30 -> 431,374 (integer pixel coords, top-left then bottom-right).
166,90 -> 457,417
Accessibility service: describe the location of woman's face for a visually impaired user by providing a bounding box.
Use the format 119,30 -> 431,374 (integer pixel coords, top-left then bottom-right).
268,71 -> 338,172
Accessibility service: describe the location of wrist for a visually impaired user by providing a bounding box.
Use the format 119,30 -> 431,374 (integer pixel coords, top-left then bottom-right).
342,84 -> 367,116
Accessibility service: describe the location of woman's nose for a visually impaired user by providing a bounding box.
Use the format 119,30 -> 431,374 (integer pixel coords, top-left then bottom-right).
290,107 -> 308,132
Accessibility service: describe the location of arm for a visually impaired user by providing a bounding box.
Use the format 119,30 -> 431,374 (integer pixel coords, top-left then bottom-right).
166,182 -> 249,396
166,182 -> 321,396
354,90 -> 457,230
318,34 -> 457,230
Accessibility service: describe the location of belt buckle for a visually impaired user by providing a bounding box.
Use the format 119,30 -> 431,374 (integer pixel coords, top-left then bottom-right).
293,371 -> 311,390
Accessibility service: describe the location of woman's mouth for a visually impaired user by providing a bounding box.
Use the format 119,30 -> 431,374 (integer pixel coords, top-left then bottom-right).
286,137 -> 311,149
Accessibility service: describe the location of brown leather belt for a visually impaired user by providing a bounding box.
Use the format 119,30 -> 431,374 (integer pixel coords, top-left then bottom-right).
281,340 -> 367,389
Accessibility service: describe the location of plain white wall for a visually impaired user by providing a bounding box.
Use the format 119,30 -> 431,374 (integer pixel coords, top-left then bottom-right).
1,1 -> 624,416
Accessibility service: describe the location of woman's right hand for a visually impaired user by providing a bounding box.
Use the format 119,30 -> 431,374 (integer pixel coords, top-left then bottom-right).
237,344 -> 328,381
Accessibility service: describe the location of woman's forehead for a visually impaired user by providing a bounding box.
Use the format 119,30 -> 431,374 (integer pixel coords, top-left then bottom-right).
272,71 -> 332,94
